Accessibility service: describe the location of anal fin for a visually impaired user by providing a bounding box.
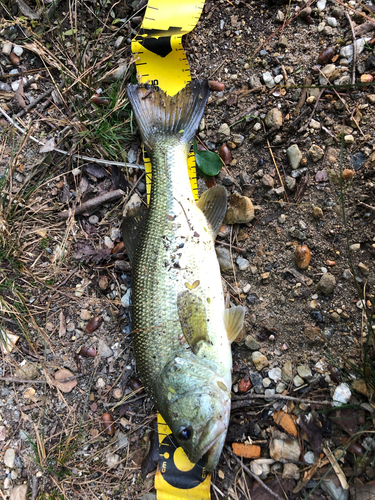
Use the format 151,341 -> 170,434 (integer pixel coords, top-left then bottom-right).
196,186 -> 227,239
223,305 -> 245,343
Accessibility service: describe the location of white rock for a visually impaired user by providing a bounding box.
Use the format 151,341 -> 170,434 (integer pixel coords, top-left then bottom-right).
262,71 -> 275,88
276,10 -> 284,22
4,448 -> 15,468
333,383 -> 351,406
262,377 -> 272,388
310,119 -> 321,129
11,78 -> 27,92
327,17 -> 337,27
344,134 -> 354,144
268,367 -> 282,382
340,38 -> 369,63
317,0 -> 326,11
274,74 -> 283,84
293,375 -> 304,387
243,284 -> 251,294
104,236 -> 114,249
2,42 -> 12,55
253,122 -> 262,131
13,45 -> 23,56
304,451 -> 315,464
287,144 -> 302,170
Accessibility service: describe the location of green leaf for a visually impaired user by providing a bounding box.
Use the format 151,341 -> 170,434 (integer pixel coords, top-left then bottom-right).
63,29 -> 77,36
193,139 -> 223,177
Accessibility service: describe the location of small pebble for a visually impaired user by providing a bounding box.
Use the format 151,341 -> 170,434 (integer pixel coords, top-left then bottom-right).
89,215 -> 99,224
309,144 -> 324,162
333,383 -> 351,406
262,71 -> 275,88
313,206 -> 323,218
268,367 -> 282,382
297,364 -> 313,382
252,351 -> 269,371
4,448 -> 15,468
13,45 -> 23,56
265,108 -> 283,129
317,273 -> 336,295
293,375 -> 304,387
245,335 -> 260,351
236,255 -> 250,271
349,243 -> 360,251
304,451 -> 316,464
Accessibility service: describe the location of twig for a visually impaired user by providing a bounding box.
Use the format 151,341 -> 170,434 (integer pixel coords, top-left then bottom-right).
0,106 -> 145,169
0,373 -> 86,384
232,393 -> 333,408
15,88 -> 53,118
225,446 -> 284,500
266,137 -> 289,204
14,0 -> 39,18
358,201 -> 375,211
58,189 -> 125,219
346,12 -> 357,85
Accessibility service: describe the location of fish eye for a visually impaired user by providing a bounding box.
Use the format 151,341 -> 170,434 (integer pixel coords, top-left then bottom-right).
178,427 -> 192,441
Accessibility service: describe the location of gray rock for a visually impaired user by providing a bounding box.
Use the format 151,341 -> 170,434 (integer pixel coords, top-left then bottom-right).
276,381 -> 287,393
282,361 -> 293,383
236,255 -> 250,271
283,463 -> 300,479
297,364 -> 313,382
88,215 -> 99,224
309,144 -> 324,162
249,371 -> 264,393
98,339 -> 113,358
216,247 -> 233,274
287,144 -> 302,170
285,176 -> 296,191
291,167 -> 308,179
245,335 -> 260,351
232,134 -> 244,146
304,451 -> 315,464
9,484 -> 28,500
249,75 -> 262,89
262,377 -> 272,388
340,38 -> 368,64
321,478 -> 349,500
262,174 -> 274,189
317,273 -> 336,295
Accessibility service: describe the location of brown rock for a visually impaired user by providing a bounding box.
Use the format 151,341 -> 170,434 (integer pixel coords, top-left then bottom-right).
224,192 -> 254,224
270,431 -> 300,462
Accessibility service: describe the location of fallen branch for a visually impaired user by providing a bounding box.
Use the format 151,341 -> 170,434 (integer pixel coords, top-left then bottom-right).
58,189 -> 125,220
15,88 -> 53,118
225,446 -> 284,500
231,393 -> 333,410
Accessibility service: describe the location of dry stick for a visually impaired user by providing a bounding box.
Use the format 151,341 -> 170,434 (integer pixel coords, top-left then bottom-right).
266,137 -> 289,204
15,88 -> 54,118
58,189 -> 125,219
0,106 -> 144,170
345,12 -> 357,85
358,201 -> 375,211
0,373 -> 86,384
225,446 -> 284,500
232,393 -> 333,407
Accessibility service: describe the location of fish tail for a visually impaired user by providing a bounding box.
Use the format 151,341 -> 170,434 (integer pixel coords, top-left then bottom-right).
126,80 -> 210,150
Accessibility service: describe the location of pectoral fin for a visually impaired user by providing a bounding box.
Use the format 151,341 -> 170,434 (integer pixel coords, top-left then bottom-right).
196,186 -> 227,239
223,305 -> 245,343
121,195 -> 147,266
177,290 -> 209,354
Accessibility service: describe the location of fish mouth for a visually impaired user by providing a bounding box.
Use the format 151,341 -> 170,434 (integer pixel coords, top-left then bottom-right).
188,419 -> 227,465
205,431 -> 227,471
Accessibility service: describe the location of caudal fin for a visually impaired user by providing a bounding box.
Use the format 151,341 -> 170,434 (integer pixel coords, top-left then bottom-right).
126,80 -> 209,150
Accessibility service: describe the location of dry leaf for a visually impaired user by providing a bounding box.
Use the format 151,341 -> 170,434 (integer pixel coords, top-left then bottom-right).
15,78 -> 26,109
40,137 -> 56,153
0,329 -> 20,354
54,368 -> 77,393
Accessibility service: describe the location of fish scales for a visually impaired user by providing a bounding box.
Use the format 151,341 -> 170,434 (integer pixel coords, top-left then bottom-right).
124,81 -> 245,470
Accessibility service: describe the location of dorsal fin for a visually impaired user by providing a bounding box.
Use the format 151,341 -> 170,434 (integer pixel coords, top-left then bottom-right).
196,186 -> 227,239
223,306 -> 245,343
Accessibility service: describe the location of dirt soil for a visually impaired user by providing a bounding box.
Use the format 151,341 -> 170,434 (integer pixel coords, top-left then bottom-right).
0,0 -> 375,499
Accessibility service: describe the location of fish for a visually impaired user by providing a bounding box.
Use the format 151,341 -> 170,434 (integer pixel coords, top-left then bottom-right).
122,80 -> 245,471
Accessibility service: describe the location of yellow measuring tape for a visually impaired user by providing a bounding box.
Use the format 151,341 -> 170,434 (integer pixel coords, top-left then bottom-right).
131,0 -> 204,204
131,1 -> 211,498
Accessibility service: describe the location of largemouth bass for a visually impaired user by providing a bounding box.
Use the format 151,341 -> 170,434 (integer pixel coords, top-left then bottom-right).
123,80 -> 245,471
